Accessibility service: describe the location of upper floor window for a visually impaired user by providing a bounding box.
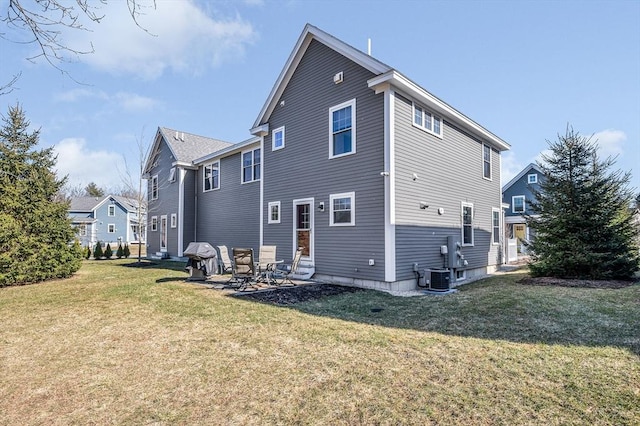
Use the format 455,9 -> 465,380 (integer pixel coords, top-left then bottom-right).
462,202 -> 474,246
108,224 -> 116,233
268,201 -> 281,224
168,167 -> 176,183
151,175 -> 158,200
483,144 -> 492,180
78,224 -> 87,236
204,161 -> 219,191
330,192 -> 355,226
412,103 -> 443,137
528,173 -> 538,184
329,99 -> 356,158
512,195 -> 525,213
242,148 -> 261,183
492,208 -> 501,245
272,127 -> 285,151
108,205 -> 115,216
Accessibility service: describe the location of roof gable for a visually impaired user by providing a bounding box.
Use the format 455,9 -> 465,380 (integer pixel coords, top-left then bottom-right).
251,23 -> 392,133
144,127 -> 234,175
502,163 -> 544,192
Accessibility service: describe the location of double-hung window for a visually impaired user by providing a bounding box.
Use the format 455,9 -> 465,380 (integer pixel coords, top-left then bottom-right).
483,144 -> 492,180
79,224 -> 87,236
462,202 -> 474,246
268,201 -> 280,224
330,192 -> 355,226
242,148 -> 261,183
412,103 -> 443,137
151,175 -> 159,200
151,216 -> 158,232
168,167 -> 176,183
108,205 -> 115,216
170,213 -> 177,228
272,127 -> 285,151
492,208 -> 501,245
512,195 -> 525,213
108,224 -> 116,233
329,99 -> 356,158
204,161 -> 219,191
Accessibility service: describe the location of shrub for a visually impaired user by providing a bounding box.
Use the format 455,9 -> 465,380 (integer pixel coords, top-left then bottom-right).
104,243 -> 113,259
116,243 -> 124,259
93,242 -> 103,259
124,243 -> 130,258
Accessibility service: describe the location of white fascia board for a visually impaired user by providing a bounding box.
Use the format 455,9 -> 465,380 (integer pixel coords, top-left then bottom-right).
193,137 -> 261,165
251,24 -> 391,130
144,128 -> 177,175
368,71 -> 511,152
502,163 -> 544,192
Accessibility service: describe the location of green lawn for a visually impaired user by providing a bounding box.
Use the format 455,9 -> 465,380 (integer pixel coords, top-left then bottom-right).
1,259 -> 638,425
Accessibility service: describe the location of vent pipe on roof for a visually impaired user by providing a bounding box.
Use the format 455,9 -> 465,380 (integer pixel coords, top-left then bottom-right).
368,38 -> 371,56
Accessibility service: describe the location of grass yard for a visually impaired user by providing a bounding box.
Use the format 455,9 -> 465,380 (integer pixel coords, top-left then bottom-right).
0,260 -> 638,425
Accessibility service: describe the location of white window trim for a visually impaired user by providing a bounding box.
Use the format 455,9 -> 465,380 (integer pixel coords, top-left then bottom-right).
108,223 -> 116,233
241,148 -> 261,184
151,216 -> 158,232
108,205 -> 115,217
168,167 -> 176,183
272,126 -> 285,151
482,143 -> 492,181
203,161 -> 220,192
456,269 -> 466,281
151,175 -> 159,200
411,102 -> 443,138
461,202 -> 474,247
512,195 -> 525,214
78,224 -> 87,236
330,192 -> 356,227
329,99 -> 357,159
492,208 -> 501,245
528,173 -> 538,184
268,201 -> 281,224
170,213 -> 177,229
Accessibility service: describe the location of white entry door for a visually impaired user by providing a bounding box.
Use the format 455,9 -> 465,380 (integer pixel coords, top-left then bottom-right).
160,215 -> 167,252
293,198 -> 314,261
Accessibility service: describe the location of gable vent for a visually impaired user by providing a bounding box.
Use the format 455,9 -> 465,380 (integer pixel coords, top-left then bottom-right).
333,71 -> 344,84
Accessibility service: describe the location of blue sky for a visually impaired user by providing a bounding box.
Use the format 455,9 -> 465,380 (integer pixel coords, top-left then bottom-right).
1,0 -> 639,193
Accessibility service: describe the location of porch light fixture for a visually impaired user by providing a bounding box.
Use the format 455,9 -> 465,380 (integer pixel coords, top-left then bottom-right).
318,202 -> 325,211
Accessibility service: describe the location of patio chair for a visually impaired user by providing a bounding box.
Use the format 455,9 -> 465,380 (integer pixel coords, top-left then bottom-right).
231,247 -> 257,290
256,245 -> 278,282
272,249 -> 303,286
217,245 -> 233,275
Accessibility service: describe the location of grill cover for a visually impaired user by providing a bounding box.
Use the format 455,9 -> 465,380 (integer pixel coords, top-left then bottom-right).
184,242 -> 217,260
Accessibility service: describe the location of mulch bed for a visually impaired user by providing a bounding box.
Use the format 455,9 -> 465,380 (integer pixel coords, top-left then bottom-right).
518,276 -> 637,289
233,283 -> 364,305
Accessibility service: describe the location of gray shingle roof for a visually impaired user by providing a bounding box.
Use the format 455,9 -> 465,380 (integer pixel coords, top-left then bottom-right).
69,196 -> 103,212
159,127 -> 234,164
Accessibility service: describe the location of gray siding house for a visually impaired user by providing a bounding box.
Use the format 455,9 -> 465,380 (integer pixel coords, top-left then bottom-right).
250,25 -> 510,290
144,24 -> 511,291
144,127 -> 232,258
69,195 -> 142,248
502,163 -> 545,253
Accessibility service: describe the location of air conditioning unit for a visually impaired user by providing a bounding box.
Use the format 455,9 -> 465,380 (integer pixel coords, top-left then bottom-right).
430,269 -> 451,291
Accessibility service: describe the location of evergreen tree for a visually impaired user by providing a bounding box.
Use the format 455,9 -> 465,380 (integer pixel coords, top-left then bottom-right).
93,242 -> 103,259
527,127 -> 639,279
0,105 -> 82,286
116,243 -> 124,259
85,246 -> 91,259
84,182 -> 104,197
104,243 -> 113,259
124,243 -> 131,258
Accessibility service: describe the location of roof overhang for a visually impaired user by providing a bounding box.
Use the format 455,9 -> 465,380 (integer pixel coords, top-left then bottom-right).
368,70 -> 511,152
193,137 -> 261,165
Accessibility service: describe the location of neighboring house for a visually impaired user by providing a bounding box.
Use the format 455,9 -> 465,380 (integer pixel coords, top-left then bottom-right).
69,195 -> 144,247
143,127 -> 234,258
145,24 -> 511,291
501,163 -> 545,257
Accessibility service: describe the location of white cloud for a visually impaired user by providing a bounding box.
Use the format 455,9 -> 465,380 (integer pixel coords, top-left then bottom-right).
53,138 -> 125,189
500,151 -> 524,187
55,88 -> 159,112
71,0 -> 256,79
591,129 -> 626,159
